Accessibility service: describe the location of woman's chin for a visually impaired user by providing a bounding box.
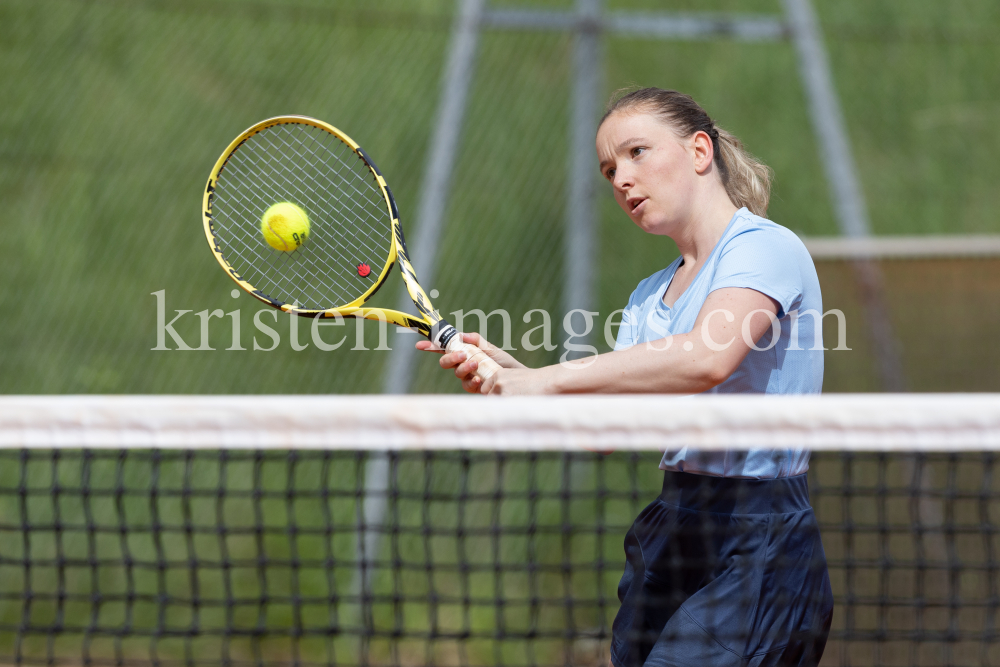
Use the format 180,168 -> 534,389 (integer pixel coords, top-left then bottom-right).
633,216 -> 669,236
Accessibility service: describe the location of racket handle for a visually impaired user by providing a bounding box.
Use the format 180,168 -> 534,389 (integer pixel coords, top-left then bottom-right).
444,336 -> 502,383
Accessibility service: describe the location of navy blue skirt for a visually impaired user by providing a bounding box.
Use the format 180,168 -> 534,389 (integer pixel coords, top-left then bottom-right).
610,471 -> 833,667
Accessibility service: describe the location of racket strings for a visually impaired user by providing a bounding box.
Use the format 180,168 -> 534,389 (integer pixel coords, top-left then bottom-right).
277,123 -> 395,262
289,125 -> 391,225
215,147 -> 357,308
210,121 -> 394,310
224,126 -> 385,304
225,137 -> 361,307
264,128 -> 388,270
216,161 -> 338,310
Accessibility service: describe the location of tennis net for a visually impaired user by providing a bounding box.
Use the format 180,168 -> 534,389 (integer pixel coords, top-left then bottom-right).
1,395 -> 999,667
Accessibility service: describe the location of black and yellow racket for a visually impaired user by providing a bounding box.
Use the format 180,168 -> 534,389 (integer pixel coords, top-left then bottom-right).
202,115 -> 500,383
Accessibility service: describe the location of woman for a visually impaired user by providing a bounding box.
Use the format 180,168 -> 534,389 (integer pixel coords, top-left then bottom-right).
418,88 -> 833,666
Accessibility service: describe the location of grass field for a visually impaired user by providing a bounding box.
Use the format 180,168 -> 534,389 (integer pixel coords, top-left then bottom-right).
1,0 -> 998,394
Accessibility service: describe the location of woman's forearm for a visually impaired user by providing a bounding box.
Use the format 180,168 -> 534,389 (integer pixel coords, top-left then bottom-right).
544,333 -> 725,394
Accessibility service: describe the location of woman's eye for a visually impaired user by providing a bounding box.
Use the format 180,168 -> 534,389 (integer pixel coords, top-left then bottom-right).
606,168 -> 616,180
631,147 -> 645,157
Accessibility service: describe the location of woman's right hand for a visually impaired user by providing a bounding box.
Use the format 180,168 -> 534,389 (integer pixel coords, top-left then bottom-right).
416,332 -> 526,394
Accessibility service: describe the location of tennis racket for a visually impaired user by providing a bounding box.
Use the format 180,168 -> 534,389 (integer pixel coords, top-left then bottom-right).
202,115 -> 500,383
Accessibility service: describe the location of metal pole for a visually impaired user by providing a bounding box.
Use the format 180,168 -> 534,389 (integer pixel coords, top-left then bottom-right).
783,0 -> 906,391
562,0 -> 601,360
356,0 -> 485,649
381,0 -> 486,395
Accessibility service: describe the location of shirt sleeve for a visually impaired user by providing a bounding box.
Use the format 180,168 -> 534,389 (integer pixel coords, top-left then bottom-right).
614,292 -> 638,351
708,227 -> 804,318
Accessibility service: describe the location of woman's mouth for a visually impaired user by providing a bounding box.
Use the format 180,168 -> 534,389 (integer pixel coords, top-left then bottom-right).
628,198 -> 647,214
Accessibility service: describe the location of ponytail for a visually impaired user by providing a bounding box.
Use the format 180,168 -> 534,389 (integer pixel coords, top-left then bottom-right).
601,88 -> 773,218
714,126 -> 772,218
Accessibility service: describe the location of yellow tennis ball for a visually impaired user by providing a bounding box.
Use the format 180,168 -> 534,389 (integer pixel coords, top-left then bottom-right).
261,202 -> 310,251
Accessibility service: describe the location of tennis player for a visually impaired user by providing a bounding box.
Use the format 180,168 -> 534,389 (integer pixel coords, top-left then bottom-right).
417,88 -> 832,666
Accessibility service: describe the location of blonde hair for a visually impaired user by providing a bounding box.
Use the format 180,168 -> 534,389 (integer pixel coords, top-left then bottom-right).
601,88 -> 773,218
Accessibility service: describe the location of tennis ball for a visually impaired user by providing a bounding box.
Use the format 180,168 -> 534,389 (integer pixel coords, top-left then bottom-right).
261,202 -> 310,251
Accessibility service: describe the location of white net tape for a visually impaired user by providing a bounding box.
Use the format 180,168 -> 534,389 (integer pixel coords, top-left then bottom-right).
1,394 -> 999,450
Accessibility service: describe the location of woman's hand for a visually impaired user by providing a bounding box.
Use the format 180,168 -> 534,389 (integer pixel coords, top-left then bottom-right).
415,332 -> 527,394
478,367 -> 554,395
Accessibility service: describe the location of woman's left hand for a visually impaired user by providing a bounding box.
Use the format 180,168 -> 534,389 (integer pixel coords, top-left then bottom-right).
480,367 -> 554,395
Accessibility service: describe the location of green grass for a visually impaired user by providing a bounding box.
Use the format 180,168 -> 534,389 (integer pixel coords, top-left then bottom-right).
2,0 -> 999,394
820,0 -> 1000,235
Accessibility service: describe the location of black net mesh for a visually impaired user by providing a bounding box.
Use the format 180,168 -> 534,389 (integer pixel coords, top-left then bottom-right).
1,449 -> 997,667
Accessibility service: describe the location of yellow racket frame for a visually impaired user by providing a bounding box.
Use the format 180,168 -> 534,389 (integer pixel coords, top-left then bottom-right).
202,116 -> 442,338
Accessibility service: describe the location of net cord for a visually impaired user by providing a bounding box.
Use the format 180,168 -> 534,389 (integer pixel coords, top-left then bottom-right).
1,395 -> 998,450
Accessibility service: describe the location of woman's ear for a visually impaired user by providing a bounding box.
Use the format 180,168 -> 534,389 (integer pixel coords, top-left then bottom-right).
692,130 -> 714,174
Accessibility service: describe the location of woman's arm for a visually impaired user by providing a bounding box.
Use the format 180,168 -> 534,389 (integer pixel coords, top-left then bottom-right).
429,287 -> 780,395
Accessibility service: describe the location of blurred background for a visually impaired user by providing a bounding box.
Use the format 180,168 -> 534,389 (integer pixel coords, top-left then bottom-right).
2,4 -> 1000,666
1,0 -> 999,396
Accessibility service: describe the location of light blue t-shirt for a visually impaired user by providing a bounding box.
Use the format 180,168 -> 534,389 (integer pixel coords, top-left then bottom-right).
614,208 -> 823,479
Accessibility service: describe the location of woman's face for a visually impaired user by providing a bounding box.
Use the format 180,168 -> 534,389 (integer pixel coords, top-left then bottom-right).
596,110 -> 702,236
